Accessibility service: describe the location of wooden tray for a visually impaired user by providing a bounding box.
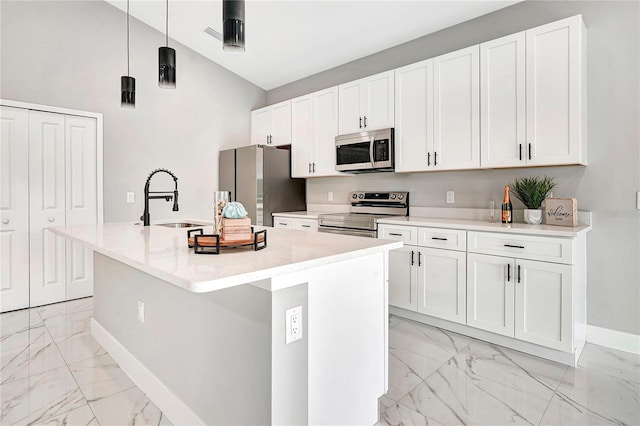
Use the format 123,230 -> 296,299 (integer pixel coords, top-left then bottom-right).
187,228 -> 267,254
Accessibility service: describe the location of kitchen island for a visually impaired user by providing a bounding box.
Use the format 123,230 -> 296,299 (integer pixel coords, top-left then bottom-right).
51,223 -> 401,426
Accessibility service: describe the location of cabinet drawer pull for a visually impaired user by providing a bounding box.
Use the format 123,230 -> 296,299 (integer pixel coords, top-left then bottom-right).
418,251 -> 422,267
519,144 -> 523,161
528,143 -> 532,160
427,152 -> 431,166
388,232 -> 403,237
301,225 -> 310,228
431,237 -> 448,241
411,250 -> 415,266
504,244 -> 525,249
507,263 -> 511,282
278,222 -> 287,226
517,264 -> 522,283
434,151 -> 438,166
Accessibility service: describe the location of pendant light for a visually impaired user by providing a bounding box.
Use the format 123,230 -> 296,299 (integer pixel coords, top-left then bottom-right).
158,0 -> 176,88
121,0 -> 135,108
223,0 -> 245,53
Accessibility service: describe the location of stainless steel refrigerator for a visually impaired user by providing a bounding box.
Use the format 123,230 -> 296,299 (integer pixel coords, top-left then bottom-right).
219,145 -> 306,227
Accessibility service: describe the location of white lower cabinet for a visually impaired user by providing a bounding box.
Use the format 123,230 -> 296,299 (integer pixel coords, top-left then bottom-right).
381,224 -> 466,324
273,216 -> 318,232
381,222 -> 586,364
467,253 -> 572,352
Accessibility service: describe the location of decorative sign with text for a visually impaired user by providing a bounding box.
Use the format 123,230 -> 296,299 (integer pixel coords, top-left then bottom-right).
544,198 -> 578,227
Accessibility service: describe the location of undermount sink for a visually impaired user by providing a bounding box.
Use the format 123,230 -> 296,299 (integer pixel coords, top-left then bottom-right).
155,222 -> 205,228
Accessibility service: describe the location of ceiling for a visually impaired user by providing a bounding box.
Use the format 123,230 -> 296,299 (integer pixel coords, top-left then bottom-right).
105,0 -> 521,90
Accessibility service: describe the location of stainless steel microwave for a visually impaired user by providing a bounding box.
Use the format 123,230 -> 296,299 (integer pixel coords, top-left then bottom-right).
335,128 -> 394,173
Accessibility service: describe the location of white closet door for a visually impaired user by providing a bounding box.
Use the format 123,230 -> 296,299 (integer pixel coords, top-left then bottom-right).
29,111 -> 66,307
65,115 -> 97,300
0,107 -> 30,312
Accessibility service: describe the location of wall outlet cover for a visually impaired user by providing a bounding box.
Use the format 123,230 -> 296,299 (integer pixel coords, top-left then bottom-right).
285,305 -> 303,344
127,192 -> 135,203
446,191 -> 455,204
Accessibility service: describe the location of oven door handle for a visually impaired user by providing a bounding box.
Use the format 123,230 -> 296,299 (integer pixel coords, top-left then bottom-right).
370,137 -> 375,169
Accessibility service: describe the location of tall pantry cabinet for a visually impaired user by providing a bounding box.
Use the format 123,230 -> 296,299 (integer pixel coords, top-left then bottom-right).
0,102 -> 102,312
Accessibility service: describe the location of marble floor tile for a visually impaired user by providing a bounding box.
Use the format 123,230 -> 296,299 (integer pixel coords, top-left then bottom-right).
37,297 -> 93,322
1,327 -> 67,385
389,317 -> 472,363
1,309 -> 43,338
54,331 -> 106,365
89,387 -> 168,426
69,352 -> 136,403
385,346 -> 444,401
44,308 -> 93,341
397,357 -> 553,425
577,343 -> 640,384
36,403 -> 99,426
378,398 -> 442,426
549,365 -> 640,426
0,366 -> 86,425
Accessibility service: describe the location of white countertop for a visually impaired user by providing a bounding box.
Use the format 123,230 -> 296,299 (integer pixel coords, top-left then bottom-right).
272,211 -> 323,219
378,216 -> 591,238
50,223 -> 401,293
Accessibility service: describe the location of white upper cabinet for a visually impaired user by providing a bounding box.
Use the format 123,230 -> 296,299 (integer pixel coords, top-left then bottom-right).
526,15 -> 586,166
480,32 -> 526,168
481,15 -> 586,167
0,107 -> 30,312
251,100 -> 291,147
433,45 -> 481,170
394,59 -> 434,172
291,87 -> 343,178
338,70 -> 394,135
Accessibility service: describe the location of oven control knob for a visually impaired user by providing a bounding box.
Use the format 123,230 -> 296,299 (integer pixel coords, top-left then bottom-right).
352,194 -> 358,199
398,194 -> 404,200
358,194 -> 364,199
390,194 -> 396,199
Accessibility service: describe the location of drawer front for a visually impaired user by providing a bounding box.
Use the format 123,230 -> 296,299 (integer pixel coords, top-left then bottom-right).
273,218 -> 294,228
294,219 -> 318,232
378,224 -> 417,245
467,231 -> 573,264
418,227 -> 466,251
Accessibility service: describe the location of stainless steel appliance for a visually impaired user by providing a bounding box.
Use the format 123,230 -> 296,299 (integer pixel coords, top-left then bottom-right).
335,128 -> 394,173
219,145 -> 306,227
318,191 -> 408,238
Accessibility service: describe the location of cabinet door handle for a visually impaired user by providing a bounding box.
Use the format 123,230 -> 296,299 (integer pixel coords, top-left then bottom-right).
507,263 -> 511,282
427,152 -> 431,166
279,222 -> 287,226
308,163 -> 312,173
418,251 -> 422,267
48,217 -> 55,223
411,250 -> 415,266
359,117 -> 363,129
504,244 -> 525,249
519,144 -> 523,161
431,237 -> 448,241
363,116 -> 367,128
517,264 -> 522,283
388,232 -> 403,236
2,219 -> 8,225
434,152 -> 438,166
528,143 -> 532,160
312,162 -> 316,173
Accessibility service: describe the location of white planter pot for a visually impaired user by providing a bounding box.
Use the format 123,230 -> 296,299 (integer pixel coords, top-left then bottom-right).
524,209 -> 542,225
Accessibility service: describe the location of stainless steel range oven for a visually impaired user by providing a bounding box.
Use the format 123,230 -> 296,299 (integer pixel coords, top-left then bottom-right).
318,191 -> 409,238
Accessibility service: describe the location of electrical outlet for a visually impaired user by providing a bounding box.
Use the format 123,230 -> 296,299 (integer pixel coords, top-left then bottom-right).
127,192 -> 135,203
446,191 -> 455,204
328,191 -> 334,202
285,305 -> 303,344
137,300 -> 145,323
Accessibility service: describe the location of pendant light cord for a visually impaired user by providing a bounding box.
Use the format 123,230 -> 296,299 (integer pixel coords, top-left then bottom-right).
126,0 -> 130,76
165,0 -> 169,47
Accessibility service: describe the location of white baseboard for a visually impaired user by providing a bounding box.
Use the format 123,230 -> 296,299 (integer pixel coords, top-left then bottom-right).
91,319 -> 206,425
586,324 -> 640,355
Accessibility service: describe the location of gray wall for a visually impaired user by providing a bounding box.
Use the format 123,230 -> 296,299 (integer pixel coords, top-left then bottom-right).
1,0 -> 266,223
268,1 -> 640,336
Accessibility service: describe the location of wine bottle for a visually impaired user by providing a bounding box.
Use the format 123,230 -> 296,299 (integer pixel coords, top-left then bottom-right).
501,185 -> 513,224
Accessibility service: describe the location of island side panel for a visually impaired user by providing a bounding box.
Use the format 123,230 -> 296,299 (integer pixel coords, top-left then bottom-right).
93,253 -> 273,426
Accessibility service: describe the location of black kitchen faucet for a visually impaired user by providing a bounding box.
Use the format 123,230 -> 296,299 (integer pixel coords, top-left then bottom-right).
140,168 -> 179,226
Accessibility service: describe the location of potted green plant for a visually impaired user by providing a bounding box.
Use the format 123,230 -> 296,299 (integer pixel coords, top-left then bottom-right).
512,176 -> 557,224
